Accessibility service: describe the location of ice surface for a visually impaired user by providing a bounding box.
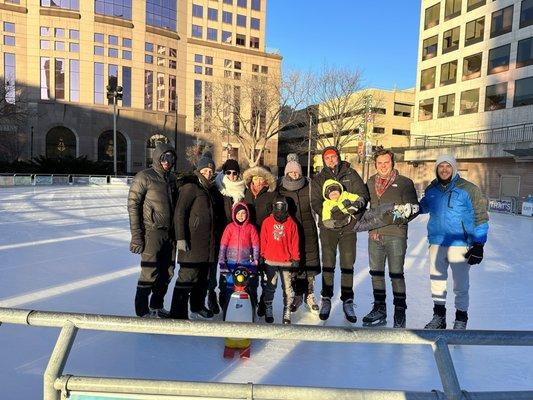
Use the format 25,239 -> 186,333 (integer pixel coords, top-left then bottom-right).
0,186 -> 531,399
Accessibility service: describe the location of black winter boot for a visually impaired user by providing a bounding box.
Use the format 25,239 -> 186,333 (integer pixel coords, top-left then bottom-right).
208,289 -> 220,315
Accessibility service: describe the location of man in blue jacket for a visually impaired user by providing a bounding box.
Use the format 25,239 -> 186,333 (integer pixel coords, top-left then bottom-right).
420,154 -> 488,330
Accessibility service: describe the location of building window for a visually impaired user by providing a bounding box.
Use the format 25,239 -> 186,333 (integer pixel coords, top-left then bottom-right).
224,0 -> 233,4
107,64 -> 118,105
392,129 -> 410,136
123,37 -> 132,47
69,29 -> 79,40
192,4 -> 203,18
419,98 -> 434,120
485,82 -> 507,111
487,44 -> 511,75
157,45 -> 166,56
462,52 -> 482,80
237,0 -> 247,7
108,48 -> 119,58
158,56 -> 165,65
40,57 -> 51,100
109,35 -> 118,45
490,5 -> 513,38
207,28 -> 218,41
517,37 -> 533,68
237,14 -> 246,27
94,62 -> 104,104
222,11 -> 232,24
420,66 -> 436,90
393,102 -> 412,117
169,59 -> 177,69
195,54 -> 203,63
208,7 -> 218,21
514,76 -> 533,106
373,127 -> 385,134
192,24 -> 203,38
445,0 -> 461,20
422,35 -> 438,60
424,3 -> 440,29
144,70 -> 153,110
222,31 -> 232,43
95,33 -> 104,43
122,50 -> 132,60
145,54 -> 153,64
69,43 -> 79,52
145,42 -> 153,52
41,26 -> 52,36
95,0 -> 132,20
460,88 -> 479,114
195,65 -> 203,74
443,26 -> 460,53
94,46 -> 104,56
205,56 -> 213,65
4,36 -> 15,46
169,75 -> 176,111
205,67 -> 213,76
121,66 -> 131,107
40,0 -> 79,11
40,40 -> 50,49
236,34 -> 246,46
69,59 -> 79,102
467,0 -> 485,12
46,127 -> 76,159
440,60 -> 458,86
194,79 -> 202,132
157,72 -> 166,111
438,94 -> 455,118
251,17 -> 260,30
169,48 -> 177,57
465,17 -> 484,46
146,0 -> 177,31
54,41 -> 64,51
250,37 -> 260,48
3,22 -> 15,33
520,0 -> 533,28
251,0 -> 260,11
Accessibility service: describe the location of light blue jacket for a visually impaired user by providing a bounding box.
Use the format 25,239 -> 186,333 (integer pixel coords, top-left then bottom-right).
420,174 -> 489,246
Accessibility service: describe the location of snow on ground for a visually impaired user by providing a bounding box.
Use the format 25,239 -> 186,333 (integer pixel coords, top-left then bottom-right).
0,186 -> 532,399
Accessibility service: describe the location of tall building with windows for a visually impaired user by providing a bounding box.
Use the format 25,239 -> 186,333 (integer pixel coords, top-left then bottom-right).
408,0 -> 533,200
0,0 -> 281,172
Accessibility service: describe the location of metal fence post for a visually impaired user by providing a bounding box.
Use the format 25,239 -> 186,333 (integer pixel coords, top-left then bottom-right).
432,337 -> 463,400
43,322 -> 78,400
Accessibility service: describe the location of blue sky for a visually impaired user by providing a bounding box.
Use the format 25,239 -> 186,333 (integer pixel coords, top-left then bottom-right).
266,1 -> 422,90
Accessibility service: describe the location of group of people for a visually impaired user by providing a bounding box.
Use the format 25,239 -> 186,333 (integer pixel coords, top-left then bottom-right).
127,142 -> 489,330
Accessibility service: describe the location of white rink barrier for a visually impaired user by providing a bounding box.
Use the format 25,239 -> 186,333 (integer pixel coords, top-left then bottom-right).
0,175 -> 133,187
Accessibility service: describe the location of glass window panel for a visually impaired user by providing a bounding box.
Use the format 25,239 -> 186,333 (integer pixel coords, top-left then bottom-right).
424,3 -> 440,29
485,82 -> 507,111
195,54 -> 203,63
70,59 -> 79,102
41,57 -> 51,100
192,24 -> 203,38
444,0 -> 461,20
467,0 -> 485,12
465,17 -> 484,46
205,56 -> 213,65
95,0 -> 132,20
157,57 -> 165,66
145,70 -> 153,110
94,46 -> 104,56
207,28 -> 217,41
69,29 -> 79,40
145,42 -> 153,52
222,31 -> 232,43
205,67 -> 213,76
237,14 -> 246,27
122,66 -> 131,107
108,64 -> 118,105
208,8 -> 218,21
462,52 -> 482,80
491,5 -> 514,38
422,35 -> 438,60
440,60 -> 458,86
517,37 -> 533,68
223,0 -> 233,4
108,35 -> 118,45
169,75 -> 177,111
169,48 -> 177,57
169,59 -> 177,69
157,72 -> 166,111
41,26 -> 51,36
420,66 -> 436,90
3,22 -> 15,33
237,0 -> 247,7
222,11 -> 232,24
251,0 -> 260,11
236,34 -> 245,46
4,36 -> 15,46
55,28 -> 64,38
514,76 -> 533,106
123,37 -> 132,48
460,88 -> 479,114
55,41 -> 65,51
145,54 -> 153,64
94,62 -> 104,104
419,98 -> 434,121
192,4 -> 203,18
195,65 -> 203,74
487,44 -> 511,74
443,26 -> 460,53
40,40 -> 51,49
54,58 -> 65,100
69,43 -> 79,52
438,94 -> 455,118
94,33 -> 104,43
122,50 -> 132,60
520,0 -> 533,28
108,48 -> 119,58
4,53 -> 15,104
251,17 -> 260,30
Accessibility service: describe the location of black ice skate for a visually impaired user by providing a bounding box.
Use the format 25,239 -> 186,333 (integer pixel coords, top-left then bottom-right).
264,301 -> 274,324
283,306 -> 291,324
424,314 -> 446,329
393,306 -> 406,328
363,302 -> 387,327
319,297 -> 331,321
343,299 -> 357,323
290,295 -> 303,312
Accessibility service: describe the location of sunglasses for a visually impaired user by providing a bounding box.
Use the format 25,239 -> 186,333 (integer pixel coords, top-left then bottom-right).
225,170 -> 239,176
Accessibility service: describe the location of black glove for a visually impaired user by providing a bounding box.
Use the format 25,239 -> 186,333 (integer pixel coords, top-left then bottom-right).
331,206 -> 345,220
129,240 -> 144,254
465,243 -> 484,265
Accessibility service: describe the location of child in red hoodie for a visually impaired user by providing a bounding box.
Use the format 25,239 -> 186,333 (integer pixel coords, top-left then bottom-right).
259,196 -> 300,324
218,202 -> 260,312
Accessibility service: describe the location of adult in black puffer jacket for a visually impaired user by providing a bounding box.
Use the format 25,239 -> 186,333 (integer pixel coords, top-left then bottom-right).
278,155 -> 321,314
128,142 -> 178,318
169,152 -> 225,320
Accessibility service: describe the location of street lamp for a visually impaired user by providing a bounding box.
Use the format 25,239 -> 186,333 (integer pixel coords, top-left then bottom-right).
106,76 -> 123,177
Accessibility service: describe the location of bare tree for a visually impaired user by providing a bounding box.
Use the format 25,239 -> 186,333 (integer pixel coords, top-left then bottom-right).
207,71 -> 309,167
0,80 -> 33,162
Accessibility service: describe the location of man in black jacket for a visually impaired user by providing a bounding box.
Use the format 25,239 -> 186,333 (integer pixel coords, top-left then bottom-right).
128,143 -> 178,318
362,149 -> 419,328
311,146 -> 370,323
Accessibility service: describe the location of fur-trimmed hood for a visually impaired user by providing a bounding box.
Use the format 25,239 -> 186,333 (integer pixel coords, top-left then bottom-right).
215,171 -> 246,204
242,166 -> 277,192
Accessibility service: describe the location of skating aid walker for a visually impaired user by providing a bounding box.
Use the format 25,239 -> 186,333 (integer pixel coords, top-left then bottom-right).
223,264 -> 255,359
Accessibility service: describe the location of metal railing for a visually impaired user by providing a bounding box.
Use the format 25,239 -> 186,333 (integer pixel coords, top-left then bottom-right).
412,123 -> 533,149
1,307 -> 532,400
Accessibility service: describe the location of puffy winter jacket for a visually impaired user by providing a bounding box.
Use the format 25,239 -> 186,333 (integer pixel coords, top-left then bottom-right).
218,202 -> 260,265
321,178 -> 361,221
260,214 -> 300,267
127,143 -> 177,242
243,166 -> 277,228
420,174 -> 489,246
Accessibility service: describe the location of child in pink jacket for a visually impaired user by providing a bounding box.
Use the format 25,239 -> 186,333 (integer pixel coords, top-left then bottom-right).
218,202 -> 260,311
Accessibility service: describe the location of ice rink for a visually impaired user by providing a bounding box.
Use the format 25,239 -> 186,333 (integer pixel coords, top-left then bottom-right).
0,186 -> 532,399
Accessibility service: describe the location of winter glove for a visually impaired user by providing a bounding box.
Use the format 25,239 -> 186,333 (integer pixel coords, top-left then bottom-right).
343,199 -> 365,215
176,240 -> 190,252
331,206 -> 345,220
465,243 -> 484,265
129,240 -> 144,254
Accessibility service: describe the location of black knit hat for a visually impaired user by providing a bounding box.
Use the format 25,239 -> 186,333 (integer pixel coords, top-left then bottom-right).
325,183 -> 342,198
222,158 -> 240,174
197,151 -> 215,172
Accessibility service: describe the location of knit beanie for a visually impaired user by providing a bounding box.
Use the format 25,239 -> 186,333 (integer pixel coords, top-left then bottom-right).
325,183 -> 342,198
284,161 -> 302,176
435,154 -> 458,179
197,151 -> 215,172
222,158 -> 240,174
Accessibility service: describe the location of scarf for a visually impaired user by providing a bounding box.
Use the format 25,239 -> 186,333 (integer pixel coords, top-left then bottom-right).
195,171 -> 213,190
282,175 -> 305,192
375,169 -> 398,198
216,173 -> 246,205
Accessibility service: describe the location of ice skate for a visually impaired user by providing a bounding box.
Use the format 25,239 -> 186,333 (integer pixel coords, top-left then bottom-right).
362,302 -> 386,327
319,297 -> 331,321
343,299 -> 357,323
393,306 -> 406,328
305,293 -> 320,315
291,295 -> 303,312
